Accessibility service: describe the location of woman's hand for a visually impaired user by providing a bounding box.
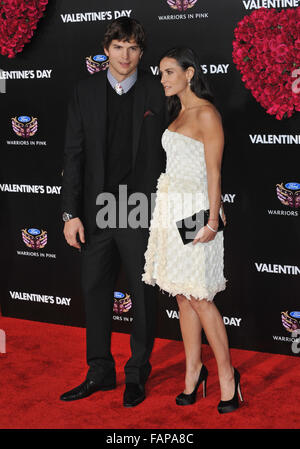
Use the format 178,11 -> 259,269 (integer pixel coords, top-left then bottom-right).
192,225 -> 217,245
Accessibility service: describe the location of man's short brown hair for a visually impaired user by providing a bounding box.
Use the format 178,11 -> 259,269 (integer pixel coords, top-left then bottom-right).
103,17 -> 146,51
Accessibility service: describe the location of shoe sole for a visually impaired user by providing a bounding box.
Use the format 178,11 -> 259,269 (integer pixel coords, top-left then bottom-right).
176,399 -> 196,406
123,395 -> 146,407
99,384 -> 116,391
217,404 -> 239,414
60,384 -> 116,401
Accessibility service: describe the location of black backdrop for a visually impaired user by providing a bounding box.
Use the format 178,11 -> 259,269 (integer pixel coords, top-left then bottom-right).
1,0 -> 299,357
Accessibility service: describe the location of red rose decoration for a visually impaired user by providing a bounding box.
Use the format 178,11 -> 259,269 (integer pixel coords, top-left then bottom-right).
233,7 -> 300,120
0,0 -> 48,58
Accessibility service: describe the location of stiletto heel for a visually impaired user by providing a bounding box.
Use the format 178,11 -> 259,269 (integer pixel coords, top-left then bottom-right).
202,378 -> 207,398
237,382 -> 243,402
217,368 -> 243,414
176,364 -> 208,406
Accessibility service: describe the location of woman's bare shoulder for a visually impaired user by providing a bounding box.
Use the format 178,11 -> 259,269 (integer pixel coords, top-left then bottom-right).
194,102 -> 221,122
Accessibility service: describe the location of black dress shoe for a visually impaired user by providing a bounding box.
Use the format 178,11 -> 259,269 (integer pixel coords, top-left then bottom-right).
60,378 -> 116,402
123,383 -> 145,407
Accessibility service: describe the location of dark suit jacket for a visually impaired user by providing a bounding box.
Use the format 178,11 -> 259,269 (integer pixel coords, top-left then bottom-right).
61,69 -> 167,236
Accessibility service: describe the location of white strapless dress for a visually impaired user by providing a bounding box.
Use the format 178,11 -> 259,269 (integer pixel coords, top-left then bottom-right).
142,129 -> 226,301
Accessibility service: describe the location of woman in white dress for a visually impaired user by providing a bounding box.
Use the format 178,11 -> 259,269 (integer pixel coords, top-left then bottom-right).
142,47 -> 243,413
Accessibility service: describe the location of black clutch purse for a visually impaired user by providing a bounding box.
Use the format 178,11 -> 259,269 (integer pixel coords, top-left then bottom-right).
176,209 -> 225,245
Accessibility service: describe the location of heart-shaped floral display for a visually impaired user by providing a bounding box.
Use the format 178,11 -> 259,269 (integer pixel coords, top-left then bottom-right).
0,0 -> 48,58
233,7 -> 300,120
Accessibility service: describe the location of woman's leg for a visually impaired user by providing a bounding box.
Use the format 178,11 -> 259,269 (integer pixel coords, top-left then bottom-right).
189,297 -> 234,401
176,294 -> 203,394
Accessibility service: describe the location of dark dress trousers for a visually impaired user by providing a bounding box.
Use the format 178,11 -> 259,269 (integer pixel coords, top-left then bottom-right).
61,69 -> 166,384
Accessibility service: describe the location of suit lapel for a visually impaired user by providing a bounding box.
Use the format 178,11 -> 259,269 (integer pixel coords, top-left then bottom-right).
132,70 -> 146,170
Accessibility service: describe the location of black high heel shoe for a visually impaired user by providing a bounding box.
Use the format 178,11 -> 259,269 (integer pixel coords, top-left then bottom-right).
176,364 -> 208,406
217,368 -> 244,414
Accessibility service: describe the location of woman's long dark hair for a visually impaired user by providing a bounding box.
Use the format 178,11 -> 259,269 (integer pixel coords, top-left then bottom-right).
160,47 -> 214,123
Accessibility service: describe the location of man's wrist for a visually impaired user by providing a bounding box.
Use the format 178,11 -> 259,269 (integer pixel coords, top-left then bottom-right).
62,212 -> 74,222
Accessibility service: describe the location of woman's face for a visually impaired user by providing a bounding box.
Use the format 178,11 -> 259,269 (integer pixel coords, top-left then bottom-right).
159,57 -> 191,97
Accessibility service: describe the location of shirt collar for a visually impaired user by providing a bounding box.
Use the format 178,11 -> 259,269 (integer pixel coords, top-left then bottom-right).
107,68 -> 137,93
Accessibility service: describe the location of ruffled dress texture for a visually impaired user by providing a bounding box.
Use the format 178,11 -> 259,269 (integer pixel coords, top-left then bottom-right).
142,129 -> 226,301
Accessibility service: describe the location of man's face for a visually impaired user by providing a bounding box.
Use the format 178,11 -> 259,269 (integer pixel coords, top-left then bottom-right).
104,39 -> 142,81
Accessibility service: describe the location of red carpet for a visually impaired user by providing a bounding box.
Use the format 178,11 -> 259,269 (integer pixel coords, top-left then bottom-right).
0,314 -> 299,430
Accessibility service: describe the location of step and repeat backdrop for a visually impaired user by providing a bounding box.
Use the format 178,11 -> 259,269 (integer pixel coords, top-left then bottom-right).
0,0 -> 299,357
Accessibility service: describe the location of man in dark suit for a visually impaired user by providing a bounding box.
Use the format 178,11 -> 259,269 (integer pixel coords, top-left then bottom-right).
60,18 -> 166,407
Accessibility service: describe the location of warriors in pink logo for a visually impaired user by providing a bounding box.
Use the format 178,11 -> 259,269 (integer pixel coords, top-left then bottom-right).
22,228 -> 47,250
12,116 -> 38,138
113,292 -> 132,315
86,55 -> 109,74
276,182 -> 300,208
281,311 -> 300,333
167,0 -> 198,11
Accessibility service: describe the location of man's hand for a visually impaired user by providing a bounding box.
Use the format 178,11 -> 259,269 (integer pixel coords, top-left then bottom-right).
63,217 -> 85,250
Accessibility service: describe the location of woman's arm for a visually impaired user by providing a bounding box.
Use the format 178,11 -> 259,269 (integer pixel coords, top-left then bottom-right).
193,105 -> 224,243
